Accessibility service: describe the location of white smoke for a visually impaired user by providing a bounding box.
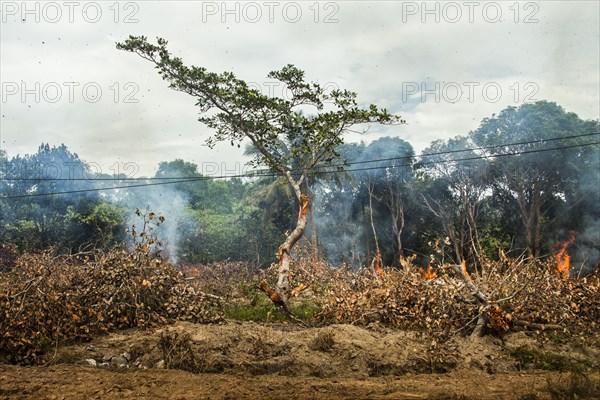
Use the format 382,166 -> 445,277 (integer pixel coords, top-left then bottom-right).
116,184 -> 191,265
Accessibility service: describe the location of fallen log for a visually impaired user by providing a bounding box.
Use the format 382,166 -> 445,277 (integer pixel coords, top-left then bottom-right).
513,320 -> 563,331
446,260 -> 563,336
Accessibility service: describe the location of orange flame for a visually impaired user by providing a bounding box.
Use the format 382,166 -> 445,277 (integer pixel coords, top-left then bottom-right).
300,194 -> 310,218
372,249 -> 383,276
555,233 -> 575,279
420,264 -> 437,280
461,259 -> 472,282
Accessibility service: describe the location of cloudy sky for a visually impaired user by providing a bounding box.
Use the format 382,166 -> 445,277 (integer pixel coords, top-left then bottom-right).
1,1 -> 598,177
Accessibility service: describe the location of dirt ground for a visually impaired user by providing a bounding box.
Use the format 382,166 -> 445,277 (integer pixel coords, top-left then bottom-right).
1,321 -> 599,399
1,365 -> 583,400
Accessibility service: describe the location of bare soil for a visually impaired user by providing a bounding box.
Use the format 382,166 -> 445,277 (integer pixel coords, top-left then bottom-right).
1,321 -> 598,399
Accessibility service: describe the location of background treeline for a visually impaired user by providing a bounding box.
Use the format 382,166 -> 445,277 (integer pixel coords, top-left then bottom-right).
1,101 -> 598,272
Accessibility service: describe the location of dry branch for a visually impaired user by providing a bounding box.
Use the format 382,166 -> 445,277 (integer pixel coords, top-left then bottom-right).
513,320 -> 564,331
447,261 -> 488,304
447,260 -> 564,336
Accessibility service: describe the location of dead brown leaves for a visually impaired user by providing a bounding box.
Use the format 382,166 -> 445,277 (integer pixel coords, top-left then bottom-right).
1,247 -> 598,366
0,248 -> 222,365
285,256 -> 599,340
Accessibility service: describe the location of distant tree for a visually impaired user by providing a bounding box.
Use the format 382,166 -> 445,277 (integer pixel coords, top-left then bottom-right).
471,101 -> 599,258
154,159 -> 239,214
313,138 -> 416,268
155,159 -> 199,180
359,137 -> 415,265
117,36 -> 403,308
0,144 -> 99,252
67,202 -> 127,249
418,136 -> 489,264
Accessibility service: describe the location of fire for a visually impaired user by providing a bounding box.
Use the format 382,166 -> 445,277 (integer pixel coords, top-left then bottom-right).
420,264 -> 437,280
555,233 -> 575,279
372,249 -> 383,276
461,259 -> 472,282
300,194 -> 310,218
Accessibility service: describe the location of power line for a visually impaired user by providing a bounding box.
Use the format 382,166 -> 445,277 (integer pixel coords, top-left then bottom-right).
2,141 -> 598,199
337,131 -> 600,168
0,177 -> 224,200
314,140 -> 600,176
1,139 -> 598,200
2,132 -> 599,182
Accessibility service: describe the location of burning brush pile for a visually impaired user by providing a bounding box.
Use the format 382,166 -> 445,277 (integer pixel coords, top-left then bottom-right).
278,254 -> 600,341
1,237 -> 599,366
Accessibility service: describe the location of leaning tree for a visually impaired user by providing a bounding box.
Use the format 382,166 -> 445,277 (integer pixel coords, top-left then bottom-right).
117,36 -> 403,310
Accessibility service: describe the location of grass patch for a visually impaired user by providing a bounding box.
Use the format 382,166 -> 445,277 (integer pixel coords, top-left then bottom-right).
223,292 -> 320,322
507,345 -> 592,372
290,299 -> 321,320
223,290 -> 293,322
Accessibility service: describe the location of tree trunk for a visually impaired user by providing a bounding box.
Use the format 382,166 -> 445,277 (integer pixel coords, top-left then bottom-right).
465,204 -> 484,278
275,180 -> 309,307
516,189 -> 535,258
386,179 -> 405,265
368,179 -> 382,275
306,175 -> 318,262
533,193 -> 542,258
515,180 -> 544,259
394,212 -> 404,260
309,203 -> 318,261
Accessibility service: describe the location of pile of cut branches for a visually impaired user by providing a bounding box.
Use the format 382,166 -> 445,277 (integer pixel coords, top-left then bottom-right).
281,256 -> 600,340
0,247 -> 222,365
